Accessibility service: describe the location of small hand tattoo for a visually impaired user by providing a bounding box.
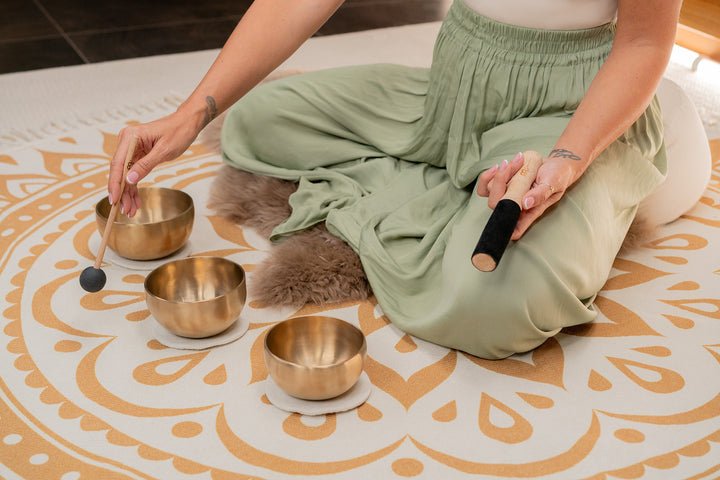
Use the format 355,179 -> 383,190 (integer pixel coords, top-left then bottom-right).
203,96 -> 218,125
549,149 -> 581,161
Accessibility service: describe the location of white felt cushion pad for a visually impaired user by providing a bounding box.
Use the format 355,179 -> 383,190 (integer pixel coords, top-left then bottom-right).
638,77 -> 713,226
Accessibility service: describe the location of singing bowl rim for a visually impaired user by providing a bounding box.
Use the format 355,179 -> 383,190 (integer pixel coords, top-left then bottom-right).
95,187 -> 194,226
263,316 -> 367,370
143,256 -> 246,306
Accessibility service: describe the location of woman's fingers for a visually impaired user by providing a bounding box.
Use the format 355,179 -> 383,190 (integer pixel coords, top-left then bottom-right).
477,152 -> 579,240
476,153 -> 526,201
511,170 -> 568,239
475,151 -> 582,240
522,181 -> 558,210
111,128 -> 177,217
119,184 -> 138,216
476,164 -> 499,197
487,154 -> 524,208
107,112 -> 203,217
109,129 -> 144,218
108,129 -> 136,205
512,187 -> 562,240
125,138 -> 166,187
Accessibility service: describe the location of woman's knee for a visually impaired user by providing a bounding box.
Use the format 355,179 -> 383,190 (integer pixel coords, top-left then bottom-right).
222,80 -> 314,168
224,82 -> 291,141
444,273 -> 561,359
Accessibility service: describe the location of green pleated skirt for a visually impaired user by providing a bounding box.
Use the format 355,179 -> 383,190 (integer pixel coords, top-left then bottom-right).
221,0 -> 666,359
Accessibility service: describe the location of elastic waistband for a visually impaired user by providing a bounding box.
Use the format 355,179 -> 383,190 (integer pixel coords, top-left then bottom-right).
446,0 -> 616,59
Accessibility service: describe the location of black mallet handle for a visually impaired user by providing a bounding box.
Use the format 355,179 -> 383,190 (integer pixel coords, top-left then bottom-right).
471,151 -> 543,272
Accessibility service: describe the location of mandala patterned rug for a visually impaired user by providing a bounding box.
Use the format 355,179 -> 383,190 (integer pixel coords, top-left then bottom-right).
1,110 -> 719,480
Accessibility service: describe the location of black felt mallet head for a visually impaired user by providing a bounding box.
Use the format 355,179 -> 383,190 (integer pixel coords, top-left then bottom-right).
79,264 -> 107,293
79,135 -> 139,292
471,151 -> 543,272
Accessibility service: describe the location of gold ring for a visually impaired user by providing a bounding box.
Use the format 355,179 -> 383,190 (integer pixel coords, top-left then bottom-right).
540,182 -> 556,195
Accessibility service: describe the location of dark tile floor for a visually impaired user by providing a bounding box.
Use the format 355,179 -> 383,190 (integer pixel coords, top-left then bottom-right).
0,0 -> 452,74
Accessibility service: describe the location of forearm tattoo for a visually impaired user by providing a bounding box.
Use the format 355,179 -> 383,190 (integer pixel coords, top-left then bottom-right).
549,149 -> 581,161
203,96 -> 218,125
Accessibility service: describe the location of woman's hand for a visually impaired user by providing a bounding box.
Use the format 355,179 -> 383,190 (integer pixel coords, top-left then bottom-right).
476,151 -> 581,240
108,110 -> 204,217
513,153 -> 580,239
106,0 -> 347,218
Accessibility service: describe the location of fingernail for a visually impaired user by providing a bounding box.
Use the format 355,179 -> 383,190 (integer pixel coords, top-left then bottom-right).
108,193 -> 114,205
513,152 -> 523,162
488,164 -> 499,174
524,197 -> 535,209
500,159 -> 508,171
127,171 -> 139,184
120,204 -> 125,215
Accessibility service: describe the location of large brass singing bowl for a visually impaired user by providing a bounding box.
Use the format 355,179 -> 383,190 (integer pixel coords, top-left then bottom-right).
96,187 -> 194,260
144,257 -> 246,338
264,316 -> 367,400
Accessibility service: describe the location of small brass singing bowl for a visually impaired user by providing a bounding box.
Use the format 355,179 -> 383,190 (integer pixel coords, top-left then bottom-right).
96,187 -> 194,260
264,316 -> 367,400
144,257 -> 246,338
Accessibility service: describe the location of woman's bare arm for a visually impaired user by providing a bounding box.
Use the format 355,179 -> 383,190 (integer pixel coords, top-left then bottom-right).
109,0 -> 344,216
178,0 -> 345,133
480,0 -> 683,239
513,0 -> 683,237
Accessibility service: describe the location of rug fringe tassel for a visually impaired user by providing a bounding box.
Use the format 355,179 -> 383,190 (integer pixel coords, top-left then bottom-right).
0,94 -> 186,151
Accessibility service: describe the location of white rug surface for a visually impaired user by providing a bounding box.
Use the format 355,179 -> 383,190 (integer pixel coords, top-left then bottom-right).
1,22 -> 720,480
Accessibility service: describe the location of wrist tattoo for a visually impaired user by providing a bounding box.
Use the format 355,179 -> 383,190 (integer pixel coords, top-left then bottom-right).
549,149 -> 581,161
203,96 -> 218,125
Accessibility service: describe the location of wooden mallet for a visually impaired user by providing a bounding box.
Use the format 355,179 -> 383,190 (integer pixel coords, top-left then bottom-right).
79,135 -> 139,292
471,150 -> 543,272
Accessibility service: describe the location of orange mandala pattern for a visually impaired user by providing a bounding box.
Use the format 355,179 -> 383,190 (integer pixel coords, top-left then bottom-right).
1,120 -> 719,480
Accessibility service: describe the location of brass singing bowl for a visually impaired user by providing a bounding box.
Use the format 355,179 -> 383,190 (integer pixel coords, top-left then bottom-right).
264,316 -> 367,400
144,257 -> 246,338
96,187 -> 194,260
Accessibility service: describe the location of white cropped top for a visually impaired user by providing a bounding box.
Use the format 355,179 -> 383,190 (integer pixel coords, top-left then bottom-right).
462,0 -> 618,30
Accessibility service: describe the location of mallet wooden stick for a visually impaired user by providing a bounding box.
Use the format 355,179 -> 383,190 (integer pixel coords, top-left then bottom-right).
79,135 -> 139,292
471,150 -> 543,272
